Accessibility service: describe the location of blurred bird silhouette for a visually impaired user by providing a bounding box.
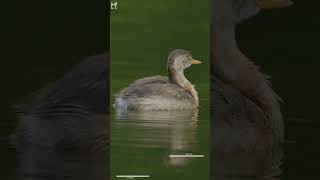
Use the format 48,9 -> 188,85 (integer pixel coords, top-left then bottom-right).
211,0 -> 292,178
11,53 -> 109,152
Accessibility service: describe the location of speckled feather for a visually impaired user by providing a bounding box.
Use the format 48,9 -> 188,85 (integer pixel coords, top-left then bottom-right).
115,76 -> 197,110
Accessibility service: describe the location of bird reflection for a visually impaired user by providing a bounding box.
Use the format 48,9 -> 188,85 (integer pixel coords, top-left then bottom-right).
115,109 -> 199,167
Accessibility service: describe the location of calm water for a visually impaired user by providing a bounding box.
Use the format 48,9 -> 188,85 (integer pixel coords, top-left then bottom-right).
110,104 -> 210,179
110,63 -> 210,180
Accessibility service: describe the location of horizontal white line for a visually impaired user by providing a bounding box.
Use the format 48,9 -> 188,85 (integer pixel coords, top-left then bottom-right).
116,175 -> 150,178
169,154 -> 205,158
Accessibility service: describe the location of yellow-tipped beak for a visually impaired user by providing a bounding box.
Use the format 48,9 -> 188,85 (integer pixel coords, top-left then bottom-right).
191,59 -> 202,65
256,0 -> 293,9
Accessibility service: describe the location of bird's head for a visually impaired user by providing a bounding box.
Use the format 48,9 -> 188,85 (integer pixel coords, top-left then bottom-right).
167,49 -> 202,73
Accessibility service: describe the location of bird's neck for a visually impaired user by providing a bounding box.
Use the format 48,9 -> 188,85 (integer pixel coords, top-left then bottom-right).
212,12 -> 281,111
168,68 -> 199,106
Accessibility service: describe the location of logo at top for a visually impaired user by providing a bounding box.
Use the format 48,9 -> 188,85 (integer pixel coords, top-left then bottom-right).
111,1 -> 118,10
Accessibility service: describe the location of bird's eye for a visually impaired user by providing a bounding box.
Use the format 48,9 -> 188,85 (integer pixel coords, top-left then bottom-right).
182,60 -> 186,66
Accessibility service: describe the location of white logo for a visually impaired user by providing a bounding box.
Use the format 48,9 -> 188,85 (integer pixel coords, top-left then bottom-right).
111,1 -> 118,10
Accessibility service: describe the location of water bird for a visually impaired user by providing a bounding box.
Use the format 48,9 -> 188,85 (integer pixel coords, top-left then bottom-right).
212,0 -> 292,178
11,54 -> 109,152
114,49 -> 202,111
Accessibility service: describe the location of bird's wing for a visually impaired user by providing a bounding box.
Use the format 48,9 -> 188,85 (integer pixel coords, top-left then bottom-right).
212,76 -> 281,151
118,76 -> 192,100
15,53 -> 109,114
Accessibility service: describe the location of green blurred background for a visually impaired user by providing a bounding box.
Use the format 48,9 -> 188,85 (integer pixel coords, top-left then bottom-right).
110,0 -> 210,96
110,0 -> 210,179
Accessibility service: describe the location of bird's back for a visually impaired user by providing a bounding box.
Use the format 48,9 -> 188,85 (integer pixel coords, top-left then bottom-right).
12,53 -> 109,151
115,76 -> 196,110
212,76 -> 282,152
212,75 -> 283,177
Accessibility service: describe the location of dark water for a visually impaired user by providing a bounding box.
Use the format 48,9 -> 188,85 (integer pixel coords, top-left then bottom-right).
14,148 -> 107,180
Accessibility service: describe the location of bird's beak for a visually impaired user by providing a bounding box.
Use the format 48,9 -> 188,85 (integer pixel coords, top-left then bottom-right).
191,59 -> 202,65
256,0 -> 293,9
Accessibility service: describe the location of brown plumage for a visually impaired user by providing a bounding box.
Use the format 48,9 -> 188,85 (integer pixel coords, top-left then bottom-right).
212,0 -> 291,178
212,0 -> 291,152
115,49 -> 201,111
12,54 -> 109,151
